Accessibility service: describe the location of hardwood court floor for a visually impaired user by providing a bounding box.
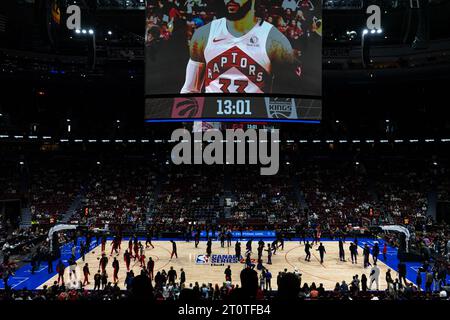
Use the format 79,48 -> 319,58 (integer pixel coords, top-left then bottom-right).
39,240 -> 403,290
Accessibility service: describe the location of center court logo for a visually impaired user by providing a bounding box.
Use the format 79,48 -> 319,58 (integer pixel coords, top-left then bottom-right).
196,254 -> 239,265
196,255 -> 210,264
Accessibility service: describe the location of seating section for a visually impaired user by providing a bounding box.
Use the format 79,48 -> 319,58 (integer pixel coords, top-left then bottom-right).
299,160 -> 380,231
29,158 -> 85,226
371,159 -> 431,226
151,165 -> 223,230
228,166 -> 299,229
72,159 -> 157,229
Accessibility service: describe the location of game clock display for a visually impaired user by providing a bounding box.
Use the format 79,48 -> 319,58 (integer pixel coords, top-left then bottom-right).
145,97 -> 321,122
217,99 -> 252,116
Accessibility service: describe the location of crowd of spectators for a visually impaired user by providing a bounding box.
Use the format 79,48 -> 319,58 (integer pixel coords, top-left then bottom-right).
0,228 -> 47,263
372,159 -> 432,227
70,159 -> 157,231
151,165 -> 223,230
437,162 -> 450,202
145,0 -> 322,54
298,160 -> 383,234
1,150 -> 450,296
229,166 -> 299,229
29,158 -> 85,226
1,154 -> 448,247
1,265 -> 449,301
0,160 -> 21,202
96,0 -> 147,9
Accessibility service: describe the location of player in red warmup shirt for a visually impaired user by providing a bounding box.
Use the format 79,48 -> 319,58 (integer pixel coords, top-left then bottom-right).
128,237 -> 133,258
140,253 -> 146,268
133,240 -> 139,261
112,258 -> 120,284
83,263 -> 90,286
117,233 -> 122,251
110,237 -> 119,256
147,257 -> 155,280
124,250 -> 131,271
101,235 -> 107,253
99,254 -> 108,273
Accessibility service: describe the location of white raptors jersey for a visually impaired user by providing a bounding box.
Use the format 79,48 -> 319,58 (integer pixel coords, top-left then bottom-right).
204,18 -> 273,93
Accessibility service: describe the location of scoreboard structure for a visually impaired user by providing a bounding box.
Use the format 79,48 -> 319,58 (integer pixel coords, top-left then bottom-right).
144,0 -> 322,122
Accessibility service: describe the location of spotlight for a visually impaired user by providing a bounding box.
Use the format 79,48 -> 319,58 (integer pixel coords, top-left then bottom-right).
377,29 -> 383,34
75,29 -> 81,34
108,31 -> 112,35
363,29 -> 368,35
81,29 -> 87,34
370,29 -> 376,34
88,29 -> 94,35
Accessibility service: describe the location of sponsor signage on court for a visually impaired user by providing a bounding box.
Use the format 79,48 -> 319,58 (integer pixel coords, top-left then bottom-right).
196,254 -> 239,266
199,230 -> 276,238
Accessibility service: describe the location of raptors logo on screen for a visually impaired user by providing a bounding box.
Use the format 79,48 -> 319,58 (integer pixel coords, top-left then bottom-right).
171,97 -> 205,118
205,45 -> 269,93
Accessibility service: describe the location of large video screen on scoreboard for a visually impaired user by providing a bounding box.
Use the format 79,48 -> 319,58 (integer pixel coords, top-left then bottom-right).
145,0 -> 322,100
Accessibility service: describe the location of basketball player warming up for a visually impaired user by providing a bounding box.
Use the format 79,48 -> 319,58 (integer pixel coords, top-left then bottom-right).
181,0 -> 297,94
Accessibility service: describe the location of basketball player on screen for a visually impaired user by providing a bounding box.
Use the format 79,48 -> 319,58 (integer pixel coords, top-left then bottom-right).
181,0 -> 297,94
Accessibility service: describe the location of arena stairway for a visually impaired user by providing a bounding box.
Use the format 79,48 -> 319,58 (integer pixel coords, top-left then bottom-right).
222,169 -> 233,219
145,171 -> 163,223
19,207 -> 32,229
365,163 -> 394,224
427,190 -> 437,220
60,194 -> 84,223
292,175 -> 308,212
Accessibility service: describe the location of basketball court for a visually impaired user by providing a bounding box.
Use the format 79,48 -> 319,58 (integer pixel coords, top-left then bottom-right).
37,239 -> 404,290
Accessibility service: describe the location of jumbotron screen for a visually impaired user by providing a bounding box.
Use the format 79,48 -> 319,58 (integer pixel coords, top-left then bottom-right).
144,0 -> 322,121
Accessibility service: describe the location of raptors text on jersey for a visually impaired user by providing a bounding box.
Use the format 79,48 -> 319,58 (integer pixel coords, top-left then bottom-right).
204,18 -> 273,93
